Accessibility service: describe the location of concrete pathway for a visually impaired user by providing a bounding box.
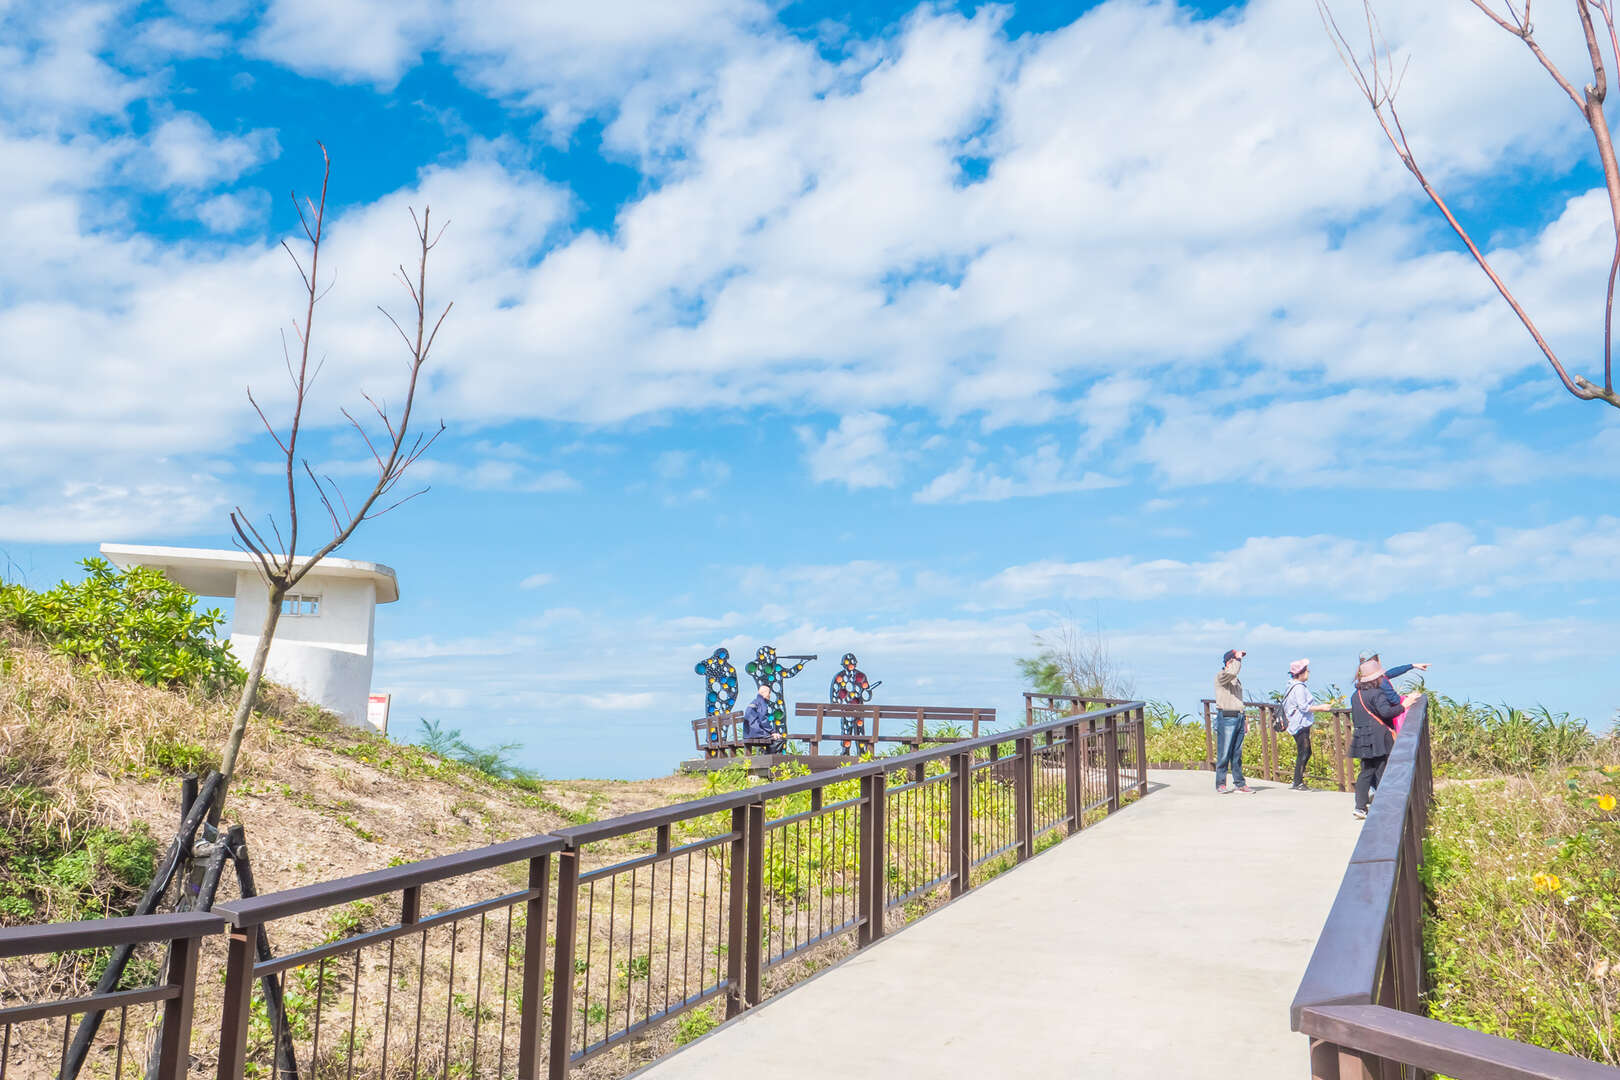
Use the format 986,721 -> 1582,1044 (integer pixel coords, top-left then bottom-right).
636,769 -> 1364,1080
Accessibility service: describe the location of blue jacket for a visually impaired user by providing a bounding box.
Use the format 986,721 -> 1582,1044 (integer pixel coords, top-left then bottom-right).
743,696 -> 774,739
1372,664 -> 1414,712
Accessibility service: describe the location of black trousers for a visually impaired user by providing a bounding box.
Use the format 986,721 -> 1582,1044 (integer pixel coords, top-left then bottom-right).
1355,754 -> 1388,811
1292,727 -> 1312,787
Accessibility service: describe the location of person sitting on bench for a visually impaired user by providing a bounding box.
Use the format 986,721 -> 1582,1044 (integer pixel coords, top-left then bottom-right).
743,684 -> 787,754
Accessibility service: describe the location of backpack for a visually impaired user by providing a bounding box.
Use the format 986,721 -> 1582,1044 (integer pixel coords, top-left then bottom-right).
1274,683 -> 1303,733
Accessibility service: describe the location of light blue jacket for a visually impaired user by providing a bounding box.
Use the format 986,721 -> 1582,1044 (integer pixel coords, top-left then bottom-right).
1283,681 -> 1314,735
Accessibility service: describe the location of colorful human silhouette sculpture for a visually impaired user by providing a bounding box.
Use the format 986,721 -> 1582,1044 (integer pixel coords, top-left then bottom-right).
829,652 -> 881,754
694,648 -> 739,746
745,645 -> 812,736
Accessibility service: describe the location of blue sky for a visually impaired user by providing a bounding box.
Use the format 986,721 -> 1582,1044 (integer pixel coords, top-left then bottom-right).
2,0 -> 1617,778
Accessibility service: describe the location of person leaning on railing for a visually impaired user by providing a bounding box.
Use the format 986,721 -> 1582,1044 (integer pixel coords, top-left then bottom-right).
1348,658 -> 1422,820
1213,648 -> 1255,794
1357,649 -> 1429,736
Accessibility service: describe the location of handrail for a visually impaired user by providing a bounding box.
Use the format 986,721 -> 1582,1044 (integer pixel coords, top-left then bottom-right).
1289,696 -> 1427,1024
3,701 -> 1151,1080
0,910 -> 222,957
596,702 -> 1143,845
1288,698 -> 1620,1077
215,833 -> 566,926
1299,1005 -> 1620,1080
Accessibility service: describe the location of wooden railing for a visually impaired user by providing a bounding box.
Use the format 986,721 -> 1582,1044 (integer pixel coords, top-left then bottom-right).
1024,692 -> 1133,726
0,703 -> 1149,1080
691,703 -> 997,759
1200,698 -> 1356,791
1290,697 -> 1620,1079
0,911 -> 219,1080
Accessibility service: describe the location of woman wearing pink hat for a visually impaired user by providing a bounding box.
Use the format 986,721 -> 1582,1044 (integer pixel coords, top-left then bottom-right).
1282,659 -> 1335,790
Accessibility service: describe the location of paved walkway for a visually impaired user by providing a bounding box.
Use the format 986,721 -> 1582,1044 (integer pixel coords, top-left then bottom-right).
636,769 -> 1363,1079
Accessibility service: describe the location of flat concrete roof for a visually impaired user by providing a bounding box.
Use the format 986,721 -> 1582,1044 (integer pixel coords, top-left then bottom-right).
100,544 -> 399,603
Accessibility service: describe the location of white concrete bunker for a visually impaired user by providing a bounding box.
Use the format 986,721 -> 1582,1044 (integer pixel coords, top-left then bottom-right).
100,544 -> 397,732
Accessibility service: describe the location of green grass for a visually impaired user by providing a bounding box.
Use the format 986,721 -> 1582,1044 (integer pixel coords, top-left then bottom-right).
0,784 -> 160,924
1423,761 -> 1619,1065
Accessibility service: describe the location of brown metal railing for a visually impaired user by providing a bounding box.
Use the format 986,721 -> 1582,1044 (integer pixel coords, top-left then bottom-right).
693,703 -> 999,760
213,834 -> 565,1080
0,911 -> 219,1080
1199,698 -> 1356,791
1289,697 -> 1620,1079
0,702 -> 1149,1080
1023,693 -> 1133,727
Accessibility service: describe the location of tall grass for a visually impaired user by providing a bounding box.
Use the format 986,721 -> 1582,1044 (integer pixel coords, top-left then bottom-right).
1424,760 -> 1620,1064
1424,685 -> 1599,773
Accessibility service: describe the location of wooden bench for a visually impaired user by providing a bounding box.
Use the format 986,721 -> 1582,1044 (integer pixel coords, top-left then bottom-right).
690,712 -> 778,758
790,703 -> 995,756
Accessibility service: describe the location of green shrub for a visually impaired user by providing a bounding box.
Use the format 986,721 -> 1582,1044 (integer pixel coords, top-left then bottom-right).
143,733 -> 219,775
0,799 -> 160,925
1424,762 -> 1619,1064
0,558 -> 242,691
413,718 -> 536,781
673,1005 -> 720,1045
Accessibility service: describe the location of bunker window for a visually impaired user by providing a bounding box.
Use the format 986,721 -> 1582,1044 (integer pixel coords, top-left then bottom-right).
281,593 -> 321,617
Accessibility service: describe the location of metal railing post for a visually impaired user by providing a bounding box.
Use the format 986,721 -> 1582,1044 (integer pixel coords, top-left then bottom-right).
1309,1038 -> 1343,1079
744,802 -> 765,1007
725,807 -> 747,1017
950,750 -> 971,895
1133,708 -> 1148,796
1264,705 -> 1277,782
858,771 -> 887,945
517,853 -> 550,1080
1015,735 -> 1034,861
216,927 -> 255,1080
1105,718 -> 1121,813
1063,722 -> 1082,833
546,849 -> 579,1079
155,932 -> 201,1080
1202,700 -> 1214,769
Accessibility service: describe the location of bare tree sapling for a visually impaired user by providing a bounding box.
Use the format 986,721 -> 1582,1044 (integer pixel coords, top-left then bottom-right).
216,146 -> 451,816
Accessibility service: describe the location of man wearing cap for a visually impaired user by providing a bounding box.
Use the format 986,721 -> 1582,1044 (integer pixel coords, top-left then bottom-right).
1213,648 -> 1253,794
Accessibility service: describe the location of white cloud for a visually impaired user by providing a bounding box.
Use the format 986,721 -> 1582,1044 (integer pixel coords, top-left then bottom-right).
984,516 -> 1620,606
519,572 -> 553,589
4,0 -> 1620,536
192,190 -> 269,233
915,443 -> 1119,503
799,412 -> 898,489
144,114 -> 278,189
0,477 -> 225,543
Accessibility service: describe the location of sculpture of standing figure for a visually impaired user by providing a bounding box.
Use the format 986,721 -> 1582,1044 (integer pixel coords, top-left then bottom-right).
829,652 -> 880,754
745,645 -> 813,736
695,648 -> 740,716
694,648 -> 739,746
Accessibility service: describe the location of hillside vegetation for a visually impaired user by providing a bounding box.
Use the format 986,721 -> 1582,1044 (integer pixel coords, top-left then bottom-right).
0,563 -> 705,929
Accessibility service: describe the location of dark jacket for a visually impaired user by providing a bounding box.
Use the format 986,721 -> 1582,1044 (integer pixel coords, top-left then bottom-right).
1349,682 -> 1402,759
742,696 -> 774,739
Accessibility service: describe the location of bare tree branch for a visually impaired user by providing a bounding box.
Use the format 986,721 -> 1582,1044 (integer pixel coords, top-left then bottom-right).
1317,0 -> 1620,408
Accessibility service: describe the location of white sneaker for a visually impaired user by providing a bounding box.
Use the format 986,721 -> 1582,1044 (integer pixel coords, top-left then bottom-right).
1352,808 -> 1367,820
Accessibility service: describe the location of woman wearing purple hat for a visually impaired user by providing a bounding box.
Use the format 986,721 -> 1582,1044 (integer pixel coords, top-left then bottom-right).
1282,659 -> 1334,790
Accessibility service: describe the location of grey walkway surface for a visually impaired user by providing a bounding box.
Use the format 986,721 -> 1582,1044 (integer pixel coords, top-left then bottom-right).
637,769 -> 1364,1080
